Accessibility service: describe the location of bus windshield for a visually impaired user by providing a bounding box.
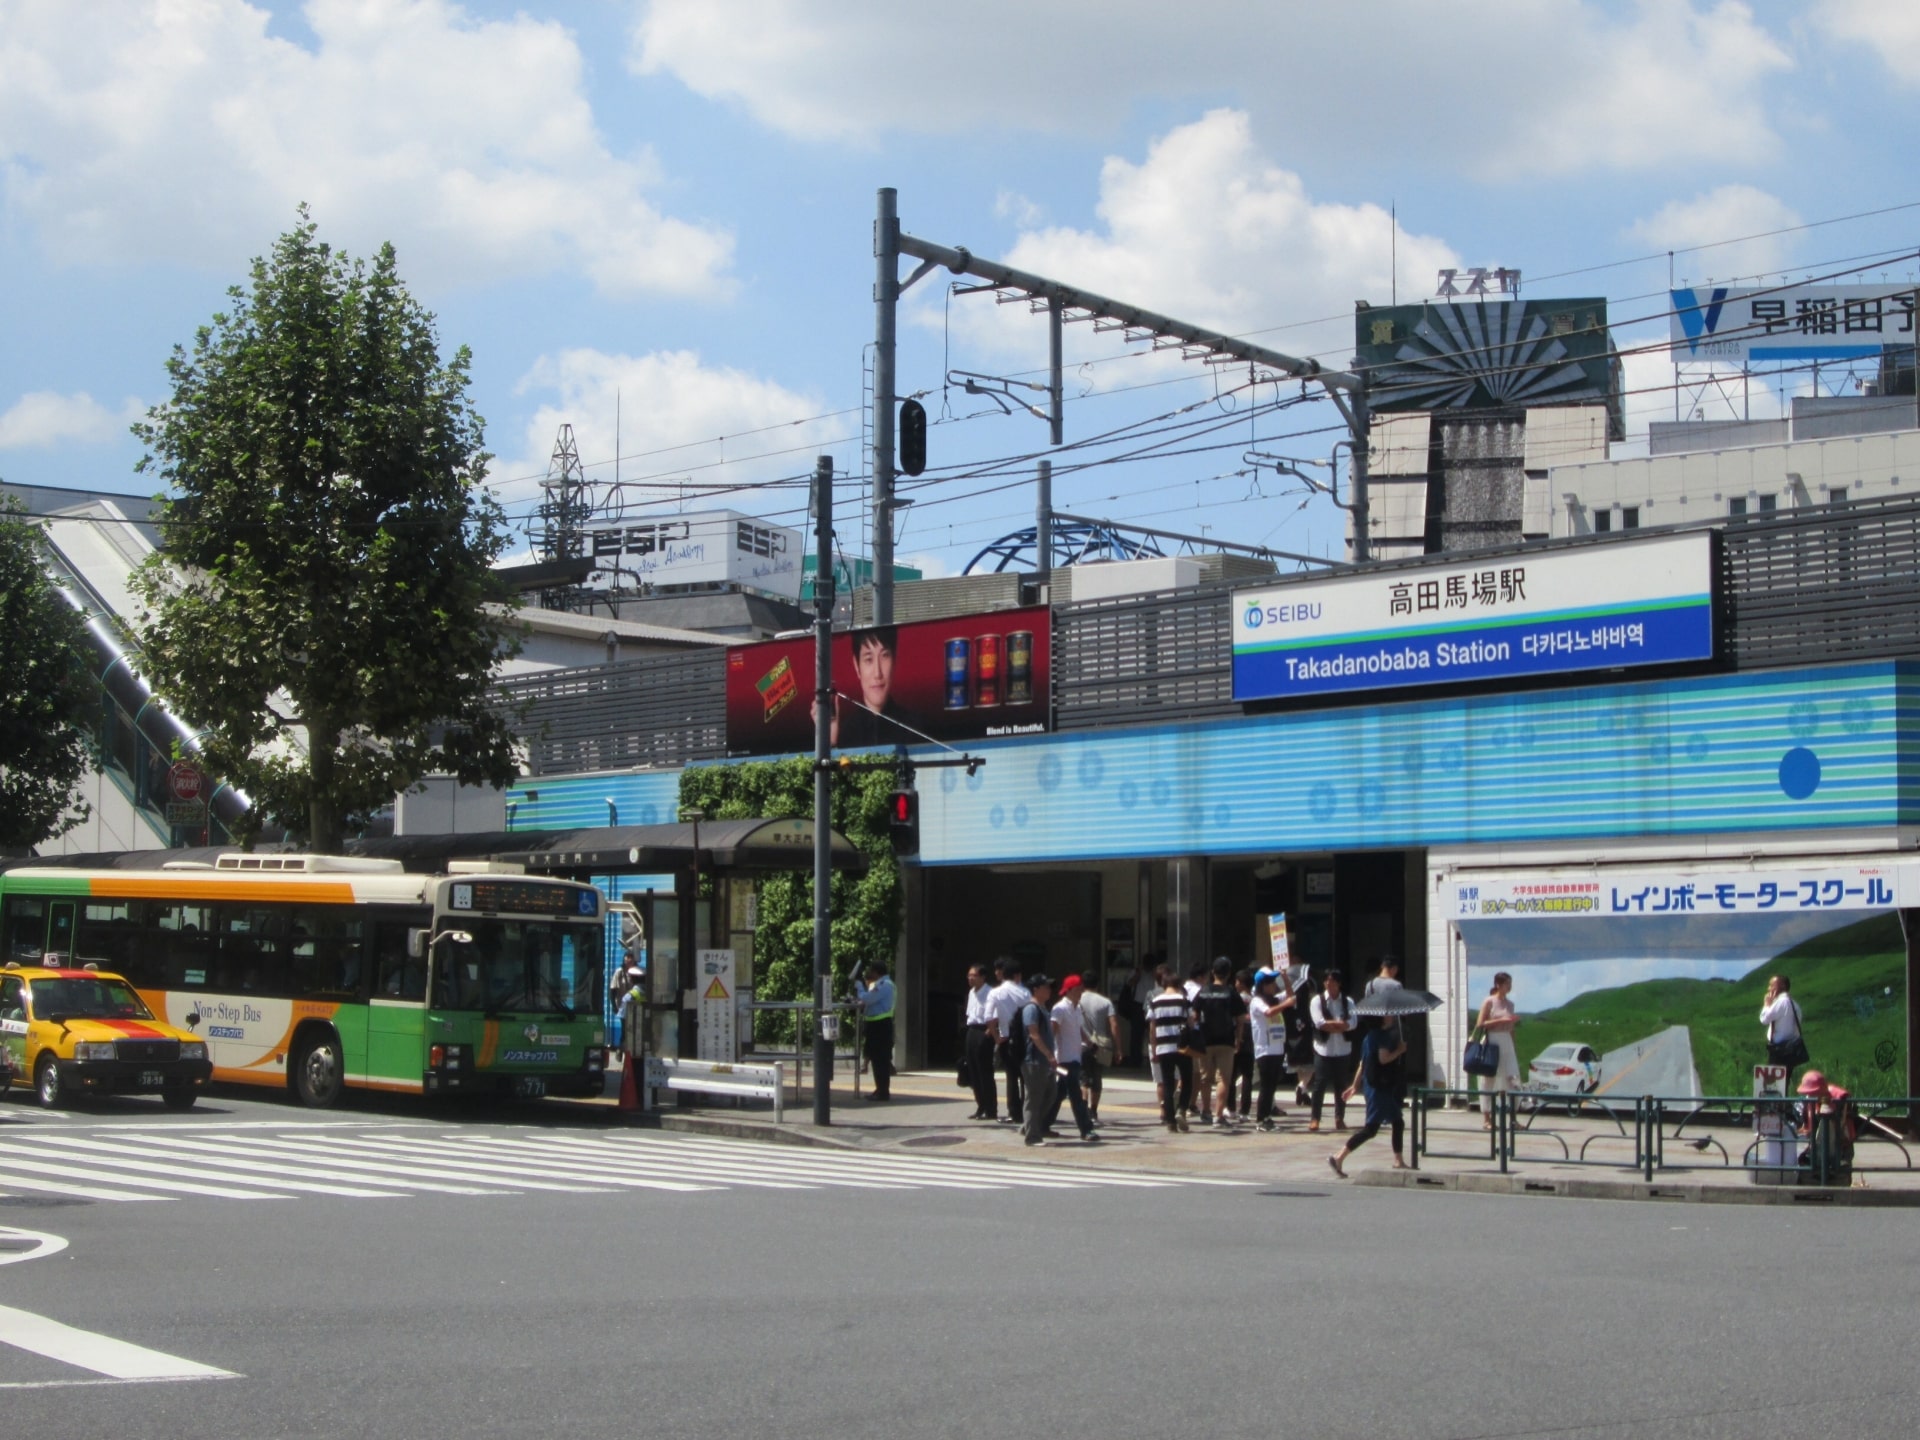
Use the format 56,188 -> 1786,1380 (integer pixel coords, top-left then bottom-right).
29,977 -> 155,1023
435,919 -> 603,1018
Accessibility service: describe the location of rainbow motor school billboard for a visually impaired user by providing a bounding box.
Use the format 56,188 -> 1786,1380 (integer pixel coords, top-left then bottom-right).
1231,530 -> 1715,703
726,607 -> 1051,755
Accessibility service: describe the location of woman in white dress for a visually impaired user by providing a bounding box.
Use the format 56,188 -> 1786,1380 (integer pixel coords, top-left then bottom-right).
1476,971 -> 1521,1128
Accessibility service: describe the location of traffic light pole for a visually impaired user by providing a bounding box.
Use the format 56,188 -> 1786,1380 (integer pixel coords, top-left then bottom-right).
811,454 -> 836,1126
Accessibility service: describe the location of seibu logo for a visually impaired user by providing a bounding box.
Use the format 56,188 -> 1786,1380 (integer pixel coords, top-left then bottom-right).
1242,600 -> 1323,630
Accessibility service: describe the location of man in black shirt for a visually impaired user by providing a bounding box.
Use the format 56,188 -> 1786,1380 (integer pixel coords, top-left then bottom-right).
1191,956 -> 1246,1127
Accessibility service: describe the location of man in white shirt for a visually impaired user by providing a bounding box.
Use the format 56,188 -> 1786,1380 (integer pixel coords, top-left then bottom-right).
987,957 -> 1032,1126
1761,973 -> 1805,1067
1249,968 -> 1295,1131
1307,970 -> 1355,1133
1045,976 -> 1099,1143
962,964 -> 998,1120
1076,975 -> 1121,1124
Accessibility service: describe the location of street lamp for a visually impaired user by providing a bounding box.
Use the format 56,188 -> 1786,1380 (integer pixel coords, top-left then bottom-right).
677,807 -> 706,1058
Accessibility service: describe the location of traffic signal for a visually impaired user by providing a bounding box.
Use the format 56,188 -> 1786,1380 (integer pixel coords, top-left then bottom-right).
887,787 -> 919,857
898,398 -> 927,476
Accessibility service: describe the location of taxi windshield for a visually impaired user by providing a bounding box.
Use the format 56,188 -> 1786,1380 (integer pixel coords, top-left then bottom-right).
28,977 -> 154,1022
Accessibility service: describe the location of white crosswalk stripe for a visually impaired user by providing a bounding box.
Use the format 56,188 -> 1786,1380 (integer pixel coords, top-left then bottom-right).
0,1123 -> 1235,1204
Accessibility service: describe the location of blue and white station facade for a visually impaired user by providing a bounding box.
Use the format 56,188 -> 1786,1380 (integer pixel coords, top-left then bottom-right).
505,521 -> 1920,1086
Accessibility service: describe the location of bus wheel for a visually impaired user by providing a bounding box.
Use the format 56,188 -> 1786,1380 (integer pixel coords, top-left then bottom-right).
292,1034 -> 344,1108
35,1055 -> 69,1110
161,1082 -> 197,1112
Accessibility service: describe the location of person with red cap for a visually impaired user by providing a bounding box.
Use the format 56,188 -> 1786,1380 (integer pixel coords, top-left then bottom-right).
1044,976 -> 1101,1144
1796,1069 -> 1855,1183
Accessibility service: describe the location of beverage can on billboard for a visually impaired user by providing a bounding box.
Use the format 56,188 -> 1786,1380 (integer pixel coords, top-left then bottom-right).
1006,631 -> 1033,705
974,634 -> 1002,708
756,655 -> 798,721
945,638 -> 970,710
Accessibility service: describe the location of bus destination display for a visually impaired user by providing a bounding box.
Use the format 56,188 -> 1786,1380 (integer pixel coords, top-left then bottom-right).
448,880 -> 599,918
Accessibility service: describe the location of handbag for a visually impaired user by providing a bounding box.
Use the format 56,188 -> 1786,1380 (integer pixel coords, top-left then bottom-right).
1767,1001 -> 1810,1069
1462,1028 -> 1501,1078
956,1056 -> 974,1088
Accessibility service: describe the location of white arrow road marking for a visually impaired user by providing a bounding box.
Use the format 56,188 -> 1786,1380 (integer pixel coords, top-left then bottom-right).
0,1226 -> 67,1267
0,1303 -> 236,1384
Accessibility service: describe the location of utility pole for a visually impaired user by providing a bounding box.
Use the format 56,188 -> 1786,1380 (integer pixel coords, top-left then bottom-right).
1348,376 -> 1372,563
872,189 -> 899,626
1035,459 -> 1053,588
811,454 -> 836,1125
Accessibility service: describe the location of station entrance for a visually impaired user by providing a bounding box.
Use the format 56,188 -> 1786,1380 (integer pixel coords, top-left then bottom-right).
911,848 -> 1427,1076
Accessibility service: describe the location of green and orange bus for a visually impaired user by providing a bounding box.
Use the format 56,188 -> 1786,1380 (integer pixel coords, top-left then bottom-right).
0,852 -> 609,1106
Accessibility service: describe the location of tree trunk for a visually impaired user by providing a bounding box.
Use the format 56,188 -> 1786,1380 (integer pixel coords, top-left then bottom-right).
307,718 -> 341,855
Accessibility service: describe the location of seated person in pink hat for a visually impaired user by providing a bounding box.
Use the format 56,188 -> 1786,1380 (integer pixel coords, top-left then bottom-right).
1795,1069 -> 1856,1170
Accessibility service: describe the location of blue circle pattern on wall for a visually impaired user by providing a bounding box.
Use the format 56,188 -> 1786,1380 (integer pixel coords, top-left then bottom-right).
1686,734 -> 1709,764
1214,803 -> 1231,828
1036,755 -> 1062,792
989,804 -> 1006,829
1150,778 -> 1172,808
1078,751 -> 1104,788
1842,698 -> 1873,735
1118,780 -> 1139,809
1403,743 -> 1424,776
1356,780 -> 1385,817
1309,781 -> 1337,821
1014,804 -> 1029,828
966,768 -> 984,792
1778,747 -> 1821,800
941,768 -> 958,794
1788,700 -> 1820,741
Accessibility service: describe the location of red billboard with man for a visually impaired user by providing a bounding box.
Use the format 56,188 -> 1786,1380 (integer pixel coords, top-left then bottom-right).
725,607 -> 1051,754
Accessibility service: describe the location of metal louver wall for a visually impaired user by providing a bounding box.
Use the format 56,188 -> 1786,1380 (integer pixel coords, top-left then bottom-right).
1053,582 -> 1240,729
494,649 -> 727,776
1720,499 -> 1920,668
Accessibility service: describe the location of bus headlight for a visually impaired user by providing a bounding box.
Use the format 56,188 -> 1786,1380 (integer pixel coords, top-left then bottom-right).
179,1042 -> 208,1060
75,1042 -> 116,1062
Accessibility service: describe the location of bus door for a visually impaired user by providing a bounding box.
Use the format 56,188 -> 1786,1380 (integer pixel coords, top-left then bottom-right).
366,920 -> 427,1087
43,901 -> 75,961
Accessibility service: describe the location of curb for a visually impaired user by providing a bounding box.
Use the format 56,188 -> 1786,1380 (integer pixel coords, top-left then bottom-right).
1354,1168 -> 1920,1207
624,1111 -> 866,1152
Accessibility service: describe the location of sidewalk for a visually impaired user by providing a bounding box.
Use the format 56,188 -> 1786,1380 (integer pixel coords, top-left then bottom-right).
582,1065 -> 1920,1206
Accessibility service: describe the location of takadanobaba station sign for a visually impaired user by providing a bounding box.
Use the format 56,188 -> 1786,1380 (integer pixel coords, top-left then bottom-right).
1231,531 -> 1715,703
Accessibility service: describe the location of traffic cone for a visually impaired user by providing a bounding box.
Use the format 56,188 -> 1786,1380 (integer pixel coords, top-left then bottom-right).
617,1057 -> 640,1112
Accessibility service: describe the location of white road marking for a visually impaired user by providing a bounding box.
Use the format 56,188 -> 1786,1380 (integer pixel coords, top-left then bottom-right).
0,1302 -> 235,1382
0,1226 -> 67,1266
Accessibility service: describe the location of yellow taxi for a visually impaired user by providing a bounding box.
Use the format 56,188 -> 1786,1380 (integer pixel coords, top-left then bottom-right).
0,964 -> 212,1110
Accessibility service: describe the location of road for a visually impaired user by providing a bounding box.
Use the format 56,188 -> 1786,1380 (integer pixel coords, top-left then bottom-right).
1597,1024 -> 1702,1098
0,1085 -> 1914,1439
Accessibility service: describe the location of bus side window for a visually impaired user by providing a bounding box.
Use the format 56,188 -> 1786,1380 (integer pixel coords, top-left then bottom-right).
1,897 -> 46,964
373,924 -> 423,1001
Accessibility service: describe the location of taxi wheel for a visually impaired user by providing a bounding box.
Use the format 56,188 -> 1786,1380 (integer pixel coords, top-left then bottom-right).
161,1082 -> 197,1112
292,1034 -> 344,1109
34,1055 -> 69,1110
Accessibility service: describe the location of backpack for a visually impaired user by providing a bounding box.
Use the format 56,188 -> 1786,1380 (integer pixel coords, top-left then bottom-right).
1193,985 -> 1239,1047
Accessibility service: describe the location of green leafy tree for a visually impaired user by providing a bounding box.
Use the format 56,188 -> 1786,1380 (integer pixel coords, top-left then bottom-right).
0,493 -> 96,851
678,759 -> 901,1047
132,210 -> 520,853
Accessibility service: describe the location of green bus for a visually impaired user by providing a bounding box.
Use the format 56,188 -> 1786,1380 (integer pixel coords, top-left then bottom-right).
0,852 -> 609,1106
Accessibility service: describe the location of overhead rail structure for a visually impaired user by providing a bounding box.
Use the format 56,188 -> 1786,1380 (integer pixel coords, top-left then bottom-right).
870,187 -> 1374,625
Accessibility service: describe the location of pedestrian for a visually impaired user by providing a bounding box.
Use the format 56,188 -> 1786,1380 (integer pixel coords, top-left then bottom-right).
1191,957 -> 1244,1126
1307,970 -> 1356,1134
1077,973 -> 1121,1124
1329,1013 -> 1409,1177
1230,968 -> 1256,1121
1285,969 -> 1316,1106
1147,966 -> 1194,1133
1761,974 -> 1807,1071
1184,964 -> 1205,1002
1249,968 -> 1294,1130
1474,971 -> 1521,1129
963,963 -> 998,1120
1794,1069 -> 1855,1181
1364,954 -> 1404,998
852,961 -> 896,1101
1020,974 -> 1060,1146
1047,976 -> 1100,1143
611,953 -> 645,1060
988,958 -> 1031,1125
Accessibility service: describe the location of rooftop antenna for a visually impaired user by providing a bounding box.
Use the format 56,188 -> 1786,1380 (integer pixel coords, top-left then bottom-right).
535,422 -> 590,611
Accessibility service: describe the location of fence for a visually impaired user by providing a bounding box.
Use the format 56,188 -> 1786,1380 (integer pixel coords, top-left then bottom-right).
1412,1090 -> 1913,1187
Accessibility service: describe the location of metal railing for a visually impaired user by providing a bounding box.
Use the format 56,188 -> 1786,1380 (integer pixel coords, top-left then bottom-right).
1413,1089 -> 1916,1188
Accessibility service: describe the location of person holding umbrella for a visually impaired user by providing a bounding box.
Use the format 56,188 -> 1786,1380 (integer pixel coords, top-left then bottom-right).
1329,982 -> 1443,1177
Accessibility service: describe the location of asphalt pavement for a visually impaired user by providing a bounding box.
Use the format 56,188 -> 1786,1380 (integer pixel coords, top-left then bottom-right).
1,1083 -> 1917,1439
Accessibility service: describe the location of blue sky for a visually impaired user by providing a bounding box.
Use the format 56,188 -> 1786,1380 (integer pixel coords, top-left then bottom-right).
4,0 -> 1919,576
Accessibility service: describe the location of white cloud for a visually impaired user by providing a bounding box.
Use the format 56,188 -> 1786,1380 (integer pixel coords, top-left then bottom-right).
632,0 -> 1792,175
931,111 -> 1458,376
1628,184 -> 1803,283
0,0 -> 732,296
506,349 -> 838,521
1818,0 -> 1920,83
0,390 -> 141,449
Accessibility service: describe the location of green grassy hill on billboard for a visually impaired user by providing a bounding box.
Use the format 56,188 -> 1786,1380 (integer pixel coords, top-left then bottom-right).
1515,914 -> 1906,1098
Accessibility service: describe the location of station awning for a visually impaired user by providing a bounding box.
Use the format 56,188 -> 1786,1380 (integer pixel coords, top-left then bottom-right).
492,817 -> 865,876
